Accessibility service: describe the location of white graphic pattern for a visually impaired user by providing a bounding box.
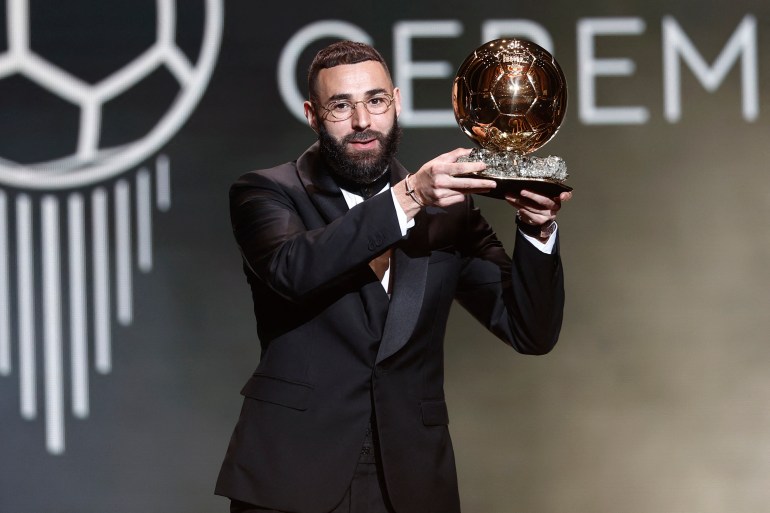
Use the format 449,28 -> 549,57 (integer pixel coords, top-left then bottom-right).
0,0 -> 223,454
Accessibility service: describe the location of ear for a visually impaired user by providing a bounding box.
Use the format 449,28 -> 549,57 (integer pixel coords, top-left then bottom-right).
392,87 -> 402,119
304,101 -> 319,133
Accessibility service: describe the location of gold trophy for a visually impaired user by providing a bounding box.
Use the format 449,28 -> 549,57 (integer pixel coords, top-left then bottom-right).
453,38 -> 572,198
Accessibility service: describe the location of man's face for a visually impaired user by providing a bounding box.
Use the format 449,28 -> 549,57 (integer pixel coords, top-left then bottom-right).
304,61 -> 402,185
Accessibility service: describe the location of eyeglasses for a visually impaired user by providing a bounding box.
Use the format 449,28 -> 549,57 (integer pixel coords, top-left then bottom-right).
316,93 -> 395,121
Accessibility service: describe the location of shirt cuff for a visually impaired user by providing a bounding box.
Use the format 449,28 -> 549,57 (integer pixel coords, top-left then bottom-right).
390,187 -> 415,236
519,224 -> 558,254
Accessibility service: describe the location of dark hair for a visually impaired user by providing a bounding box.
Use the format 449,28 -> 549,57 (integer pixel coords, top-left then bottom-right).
307,41 -> 392,103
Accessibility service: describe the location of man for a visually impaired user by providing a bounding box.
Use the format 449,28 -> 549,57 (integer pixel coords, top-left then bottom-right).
216,41 -> 570,513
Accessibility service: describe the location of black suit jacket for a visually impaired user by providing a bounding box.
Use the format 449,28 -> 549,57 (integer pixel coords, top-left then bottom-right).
215,143 -> 565,513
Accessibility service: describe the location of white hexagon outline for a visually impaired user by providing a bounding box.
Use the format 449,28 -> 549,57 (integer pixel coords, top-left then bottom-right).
0,0 -> 224,190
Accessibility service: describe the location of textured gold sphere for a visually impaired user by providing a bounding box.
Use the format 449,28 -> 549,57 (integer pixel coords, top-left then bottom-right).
452,39 -> 567,154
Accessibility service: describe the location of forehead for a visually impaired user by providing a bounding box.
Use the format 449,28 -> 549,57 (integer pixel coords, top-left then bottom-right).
315,61 -> 392,101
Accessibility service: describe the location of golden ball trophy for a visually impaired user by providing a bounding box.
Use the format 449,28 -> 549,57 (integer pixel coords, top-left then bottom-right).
453,38 -> 572,198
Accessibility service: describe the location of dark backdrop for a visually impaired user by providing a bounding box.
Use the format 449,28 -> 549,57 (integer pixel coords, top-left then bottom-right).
2,1 -> 770,512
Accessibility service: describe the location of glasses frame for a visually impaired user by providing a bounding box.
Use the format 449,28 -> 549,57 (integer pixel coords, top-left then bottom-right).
315,93 -> 396,122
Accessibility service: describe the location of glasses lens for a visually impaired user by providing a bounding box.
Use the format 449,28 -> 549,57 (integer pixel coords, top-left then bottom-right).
327,102 -> 352,120
366,96 -> 391,115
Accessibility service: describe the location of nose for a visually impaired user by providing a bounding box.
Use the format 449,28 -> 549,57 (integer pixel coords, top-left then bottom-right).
350,102 -> 372,130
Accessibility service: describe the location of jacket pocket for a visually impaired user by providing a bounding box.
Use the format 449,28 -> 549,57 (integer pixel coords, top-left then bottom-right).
420,399 -> 449,426
240,373 -> 314,411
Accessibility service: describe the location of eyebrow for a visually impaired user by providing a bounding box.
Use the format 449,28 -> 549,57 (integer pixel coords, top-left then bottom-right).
326,88 -> 389,103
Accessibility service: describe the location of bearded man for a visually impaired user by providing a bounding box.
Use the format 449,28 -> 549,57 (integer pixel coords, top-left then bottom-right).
216,40 -> 571,513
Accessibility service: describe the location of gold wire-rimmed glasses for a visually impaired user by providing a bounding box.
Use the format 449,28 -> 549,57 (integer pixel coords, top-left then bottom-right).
316,93 -> 395,121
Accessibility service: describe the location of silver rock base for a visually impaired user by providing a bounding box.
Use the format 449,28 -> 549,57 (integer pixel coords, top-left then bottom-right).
458,148 -> 569,182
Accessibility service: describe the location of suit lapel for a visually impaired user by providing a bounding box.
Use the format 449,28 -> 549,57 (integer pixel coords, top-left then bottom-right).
296,145 -> 430,362
297,143 -> 391,332
375,159 -> 430,363
296,142 -> 348,223
376,210 -> 430,364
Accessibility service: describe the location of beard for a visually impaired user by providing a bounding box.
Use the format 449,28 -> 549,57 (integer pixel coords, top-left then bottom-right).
318,119 -> 402,186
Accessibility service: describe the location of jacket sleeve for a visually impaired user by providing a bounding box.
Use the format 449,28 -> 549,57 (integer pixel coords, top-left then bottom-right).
229,169 -> 404,303
453,199 -> 565,355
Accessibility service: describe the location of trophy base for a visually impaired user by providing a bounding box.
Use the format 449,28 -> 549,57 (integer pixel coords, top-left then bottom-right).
457,148 -> 572,198
459,174 -> 573,199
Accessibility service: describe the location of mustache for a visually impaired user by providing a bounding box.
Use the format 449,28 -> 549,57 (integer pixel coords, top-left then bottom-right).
343,130 -> 385,144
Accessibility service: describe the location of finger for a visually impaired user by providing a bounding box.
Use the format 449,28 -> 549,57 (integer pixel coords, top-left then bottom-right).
437,160 -> 486,177
433,194 -> 471,208
446,176 -> 496,190
519,189 -> 561,210
519,207 -> 558,220
429,148 -> 474,165
512,206 -> 544,224
518,210 -> 554,226
507,194 -> 553,211
508,196 -> 557,220
426,163 -> 487,181
519,188 -> 556,204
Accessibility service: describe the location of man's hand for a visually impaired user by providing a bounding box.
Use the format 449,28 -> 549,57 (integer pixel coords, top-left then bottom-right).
506,189 -> 573,241
394,148 -> 496,218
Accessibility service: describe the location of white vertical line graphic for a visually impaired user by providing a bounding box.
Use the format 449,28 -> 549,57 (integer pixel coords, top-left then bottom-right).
68,193 -> 89,418
115,180 -> 132,325
78,99 -> 101,164
41,196 -> 65,454
16,194 -> 36,419
92,188 -> 111,374
137,169 -> 153,272
156,154 -> 172,211
0,190 -> 9,376
8,0 -> 30,52
157,0 -> 175,43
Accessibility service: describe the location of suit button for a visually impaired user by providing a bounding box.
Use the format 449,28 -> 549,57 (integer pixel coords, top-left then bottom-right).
368,233 -> 384,251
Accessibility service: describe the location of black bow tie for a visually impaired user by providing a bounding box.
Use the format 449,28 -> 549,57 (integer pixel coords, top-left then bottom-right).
335,171 -> 391,200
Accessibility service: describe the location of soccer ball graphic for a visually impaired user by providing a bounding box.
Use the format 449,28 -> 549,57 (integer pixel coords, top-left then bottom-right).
0,0 -> 223,190
452,38 -> 567,154
0,0 -> 224,456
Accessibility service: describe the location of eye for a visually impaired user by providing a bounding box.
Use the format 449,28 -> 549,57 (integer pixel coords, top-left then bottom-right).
330,101 -> 352,111
368,96 -> 386,106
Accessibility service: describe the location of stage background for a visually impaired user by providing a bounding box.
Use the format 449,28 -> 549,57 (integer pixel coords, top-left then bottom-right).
2,1 -> 770,512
